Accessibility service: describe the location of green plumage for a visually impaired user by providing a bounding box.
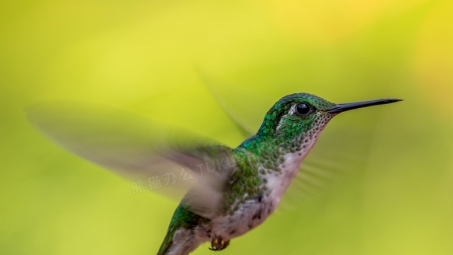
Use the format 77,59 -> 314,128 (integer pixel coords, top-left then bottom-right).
158,205 -> 208,255
24,92 -> 401,255
158,93 -> 339,254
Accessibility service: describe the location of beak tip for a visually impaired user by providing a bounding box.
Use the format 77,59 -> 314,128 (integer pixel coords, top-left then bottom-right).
328,97 -> 403,114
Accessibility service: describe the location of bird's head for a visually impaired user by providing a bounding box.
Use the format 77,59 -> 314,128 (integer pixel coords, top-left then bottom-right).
256,93 -> 401,149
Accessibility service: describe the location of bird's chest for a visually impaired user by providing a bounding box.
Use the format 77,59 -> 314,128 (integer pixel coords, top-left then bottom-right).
210,194 -> 275,239
206,152 -> 303,239
265,152 -> 305,204
208,152 -> 305,239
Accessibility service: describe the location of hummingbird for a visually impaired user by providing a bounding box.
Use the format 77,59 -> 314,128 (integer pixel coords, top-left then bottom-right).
26,93 -> 401,255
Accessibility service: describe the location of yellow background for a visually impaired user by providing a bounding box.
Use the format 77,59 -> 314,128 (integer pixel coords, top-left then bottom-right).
1,0 -> 452,254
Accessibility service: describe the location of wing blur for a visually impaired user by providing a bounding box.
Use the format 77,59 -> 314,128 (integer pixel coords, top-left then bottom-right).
26,101 -> 236,218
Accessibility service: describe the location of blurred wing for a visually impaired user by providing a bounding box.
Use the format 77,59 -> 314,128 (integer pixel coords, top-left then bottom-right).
196,69 -> 273,136
280,128 -> 375,210
198,73 -> 254,137
25,101 -> 236,218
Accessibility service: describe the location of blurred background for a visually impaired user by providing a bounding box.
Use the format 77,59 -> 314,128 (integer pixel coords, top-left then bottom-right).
1,0 -> 453,254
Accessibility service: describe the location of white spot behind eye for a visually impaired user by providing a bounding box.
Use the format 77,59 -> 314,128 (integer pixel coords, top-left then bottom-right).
276,105 -> 297,131
288,104 -> 297,115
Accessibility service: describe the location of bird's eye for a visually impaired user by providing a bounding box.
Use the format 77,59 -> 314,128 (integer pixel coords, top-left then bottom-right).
296,103 -> 311,116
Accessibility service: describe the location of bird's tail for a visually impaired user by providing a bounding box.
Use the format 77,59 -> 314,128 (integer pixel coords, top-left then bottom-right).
157,230 -> 177,255
157,205 -> 202,255
157,222 -> 197,255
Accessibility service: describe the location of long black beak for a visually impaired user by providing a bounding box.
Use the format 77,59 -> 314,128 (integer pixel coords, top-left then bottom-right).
327,98 -> 402,114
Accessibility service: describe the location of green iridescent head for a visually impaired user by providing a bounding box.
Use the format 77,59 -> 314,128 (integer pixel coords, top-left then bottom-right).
257,93 -> 334,140
256,93 -> 401,141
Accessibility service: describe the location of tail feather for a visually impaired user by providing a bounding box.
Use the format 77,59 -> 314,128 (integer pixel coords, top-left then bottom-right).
157,230 -> 175,255
157,205 -> 205,255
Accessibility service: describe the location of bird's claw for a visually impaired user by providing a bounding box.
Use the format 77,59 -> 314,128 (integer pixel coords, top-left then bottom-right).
209,236 -> 230,251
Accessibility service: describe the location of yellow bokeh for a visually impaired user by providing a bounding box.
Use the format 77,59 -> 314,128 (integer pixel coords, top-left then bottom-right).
414,1 -> 453,115
1,0 -> 453,255
267,0 -> 427,44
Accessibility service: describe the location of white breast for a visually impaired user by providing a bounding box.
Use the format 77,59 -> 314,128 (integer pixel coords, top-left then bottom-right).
211,151 -> 309,240
265,152 -> 305,206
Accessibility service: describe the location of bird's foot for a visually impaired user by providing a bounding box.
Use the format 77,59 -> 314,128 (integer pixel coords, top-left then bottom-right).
209,236 -> 230,251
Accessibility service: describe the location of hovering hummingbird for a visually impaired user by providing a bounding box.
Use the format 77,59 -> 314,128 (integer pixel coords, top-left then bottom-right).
26,93 -> 401,255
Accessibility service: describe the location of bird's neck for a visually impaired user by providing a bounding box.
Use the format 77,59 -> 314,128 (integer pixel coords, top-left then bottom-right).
236,132 -> 319,208
238,126 -> 326,176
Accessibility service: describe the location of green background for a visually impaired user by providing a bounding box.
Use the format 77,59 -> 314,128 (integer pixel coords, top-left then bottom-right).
1,0 -> 453,254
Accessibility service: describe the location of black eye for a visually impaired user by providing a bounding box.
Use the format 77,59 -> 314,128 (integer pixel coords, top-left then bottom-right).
296,103 -> 311,115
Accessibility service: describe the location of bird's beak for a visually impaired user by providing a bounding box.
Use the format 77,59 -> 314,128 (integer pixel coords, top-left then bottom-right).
327,98 -> 402,114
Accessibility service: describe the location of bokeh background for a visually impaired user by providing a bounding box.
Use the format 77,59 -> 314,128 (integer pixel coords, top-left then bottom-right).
1,0 -> 453,254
